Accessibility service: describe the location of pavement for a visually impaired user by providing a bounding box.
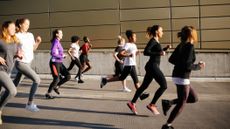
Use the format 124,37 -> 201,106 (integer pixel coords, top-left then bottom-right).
0,75 -> 230,129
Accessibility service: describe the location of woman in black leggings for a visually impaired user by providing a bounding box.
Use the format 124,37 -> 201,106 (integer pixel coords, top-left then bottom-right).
127,25 -> 170,115
161,26 -> 205,129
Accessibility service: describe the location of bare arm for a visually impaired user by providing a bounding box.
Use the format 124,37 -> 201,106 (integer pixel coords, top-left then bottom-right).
33,36 -> 42,51
67,48 -> 74,59
113,52 -> 123,64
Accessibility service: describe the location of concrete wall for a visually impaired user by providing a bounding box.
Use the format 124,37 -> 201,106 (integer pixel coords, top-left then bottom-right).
1,0 -> 230,50
30,50 -> 230,78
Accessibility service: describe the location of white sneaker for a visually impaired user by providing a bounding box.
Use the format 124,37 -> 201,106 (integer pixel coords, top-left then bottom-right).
123,87 -> 131,92
25,103 -> 40,112
75,77 -> 79,81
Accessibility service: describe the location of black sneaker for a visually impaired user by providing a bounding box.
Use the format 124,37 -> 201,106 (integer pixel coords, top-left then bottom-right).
161,124 -> 174,129
100,77 -> 107,88
45,94 -> 55,99
78,79 -> 84,83
162,99 -> 172,116
53,86 -> 60,95
139,92 -> 149,100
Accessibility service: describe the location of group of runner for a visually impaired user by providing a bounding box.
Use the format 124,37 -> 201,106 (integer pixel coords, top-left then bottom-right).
0,18 -> 205,129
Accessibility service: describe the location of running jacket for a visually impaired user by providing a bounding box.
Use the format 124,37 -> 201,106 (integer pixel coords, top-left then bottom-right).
169,42 -> 196,79
144,38 -> 165,65
50,38 -> 64,63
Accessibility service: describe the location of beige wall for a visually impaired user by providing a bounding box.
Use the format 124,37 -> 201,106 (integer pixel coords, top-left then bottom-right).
0,0 -> 230,50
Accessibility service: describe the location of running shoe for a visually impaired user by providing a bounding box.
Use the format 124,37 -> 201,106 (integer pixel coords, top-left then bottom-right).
162,99 -> 172,116
54,86 -> 60,95
146,104 -> 160,115
123,87 -> 131,92
78,79 -> 84,83
127,101 -> 138,115
161,124 -> 174,129
100,77 -> 107,88
75,77 -> 79,81
45,94 -> 55,99
139,92 -> 149,100
25,103 -> 40,112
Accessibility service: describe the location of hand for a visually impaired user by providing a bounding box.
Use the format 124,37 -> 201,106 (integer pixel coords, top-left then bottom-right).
36,36 -> 42,44
14,54 -> 23,60
160,51 -> 166,56
0,57 -> 6,65
71,56 -> 75,60
129,53 -> 133,57
198,61 -> 205,69
167,44 -> 172,49
119,60 -> 124,64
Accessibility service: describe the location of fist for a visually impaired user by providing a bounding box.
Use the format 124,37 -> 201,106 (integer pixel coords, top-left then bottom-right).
36,36 -> 42,44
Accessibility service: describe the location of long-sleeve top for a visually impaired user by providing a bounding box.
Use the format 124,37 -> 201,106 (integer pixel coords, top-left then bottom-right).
0,40 -> 17,73
50,38 -> 64,63
169,42 -> 196,79
144,38 -> 165,65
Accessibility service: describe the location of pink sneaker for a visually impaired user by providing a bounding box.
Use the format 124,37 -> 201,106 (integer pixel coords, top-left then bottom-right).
127,101 -> 138,115
147,104 -> 160,115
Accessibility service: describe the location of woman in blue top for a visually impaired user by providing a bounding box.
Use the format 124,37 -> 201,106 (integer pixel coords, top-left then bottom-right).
45,29 -> 71,99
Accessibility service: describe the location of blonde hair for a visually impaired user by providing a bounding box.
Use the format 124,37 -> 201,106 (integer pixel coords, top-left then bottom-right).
0,21 -> 19,44
117,35 -> 125,45
177,26 -> 198,43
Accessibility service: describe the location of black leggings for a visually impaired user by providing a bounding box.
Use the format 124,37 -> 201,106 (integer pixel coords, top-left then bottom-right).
119,66 -> 139,84
131,63 -> 167,104
48,61 -> 71,93
167,84 -> 198,123
67,57 -> 82,79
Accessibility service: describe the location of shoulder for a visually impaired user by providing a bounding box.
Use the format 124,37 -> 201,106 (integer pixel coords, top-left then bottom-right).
70,43 -> 75,47
185,43 -> 194,50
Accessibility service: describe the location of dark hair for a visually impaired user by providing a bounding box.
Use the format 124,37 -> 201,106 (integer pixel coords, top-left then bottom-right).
150,25 -> 161,37
1,21 -> 19,43
146,26 -> 152,35
71,35 -> 80,43
2,21 -> 14,30
125,30 -> 134,39
83,36 -> 89,43
51,29 -> 61,42
15,18 -> 29,29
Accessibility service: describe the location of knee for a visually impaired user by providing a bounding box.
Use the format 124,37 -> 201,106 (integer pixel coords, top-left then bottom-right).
54,77 -> 60,83
10,88 -> 17,97
33,75 -> 41,84
66,74 -> 71,81
160,85 -> 167,91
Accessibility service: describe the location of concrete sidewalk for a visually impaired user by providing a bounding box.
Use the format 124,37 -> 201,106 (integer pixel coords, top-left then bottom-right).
0,76 -> 230,129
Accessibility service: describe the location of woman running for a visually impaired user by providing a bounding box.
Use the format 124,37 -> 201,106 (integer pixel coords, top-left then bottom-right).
67,35 -> 84,83
101,36 -> 131,92
127,25 -> 170,115
79,36 -> 92,76
45,29 -> 71,99
0,21 -> 20,124
13,18 -> 41,112
100,30 -> 149,100
161,26 -> 205,129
